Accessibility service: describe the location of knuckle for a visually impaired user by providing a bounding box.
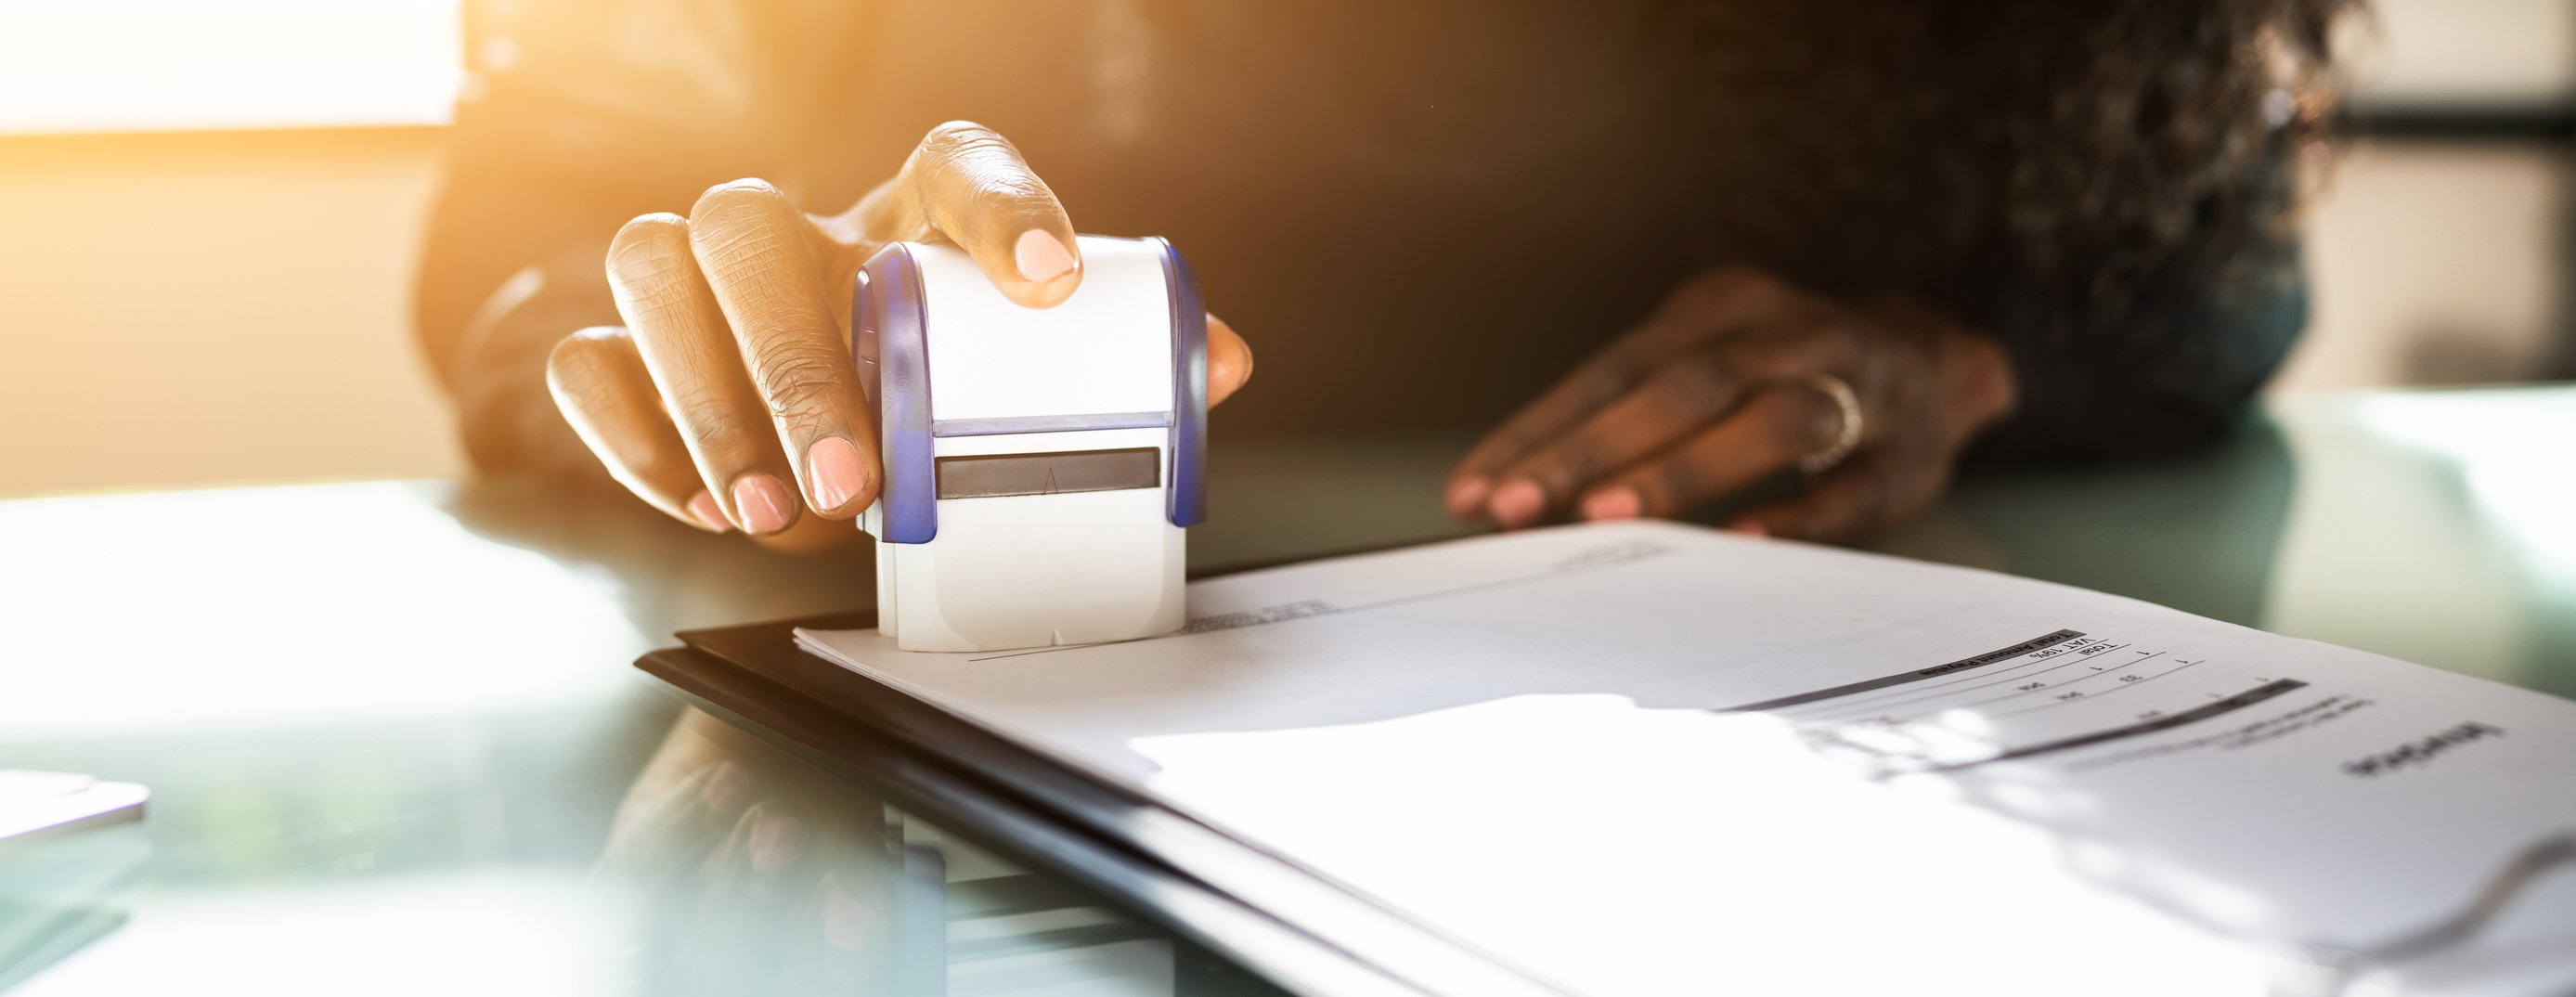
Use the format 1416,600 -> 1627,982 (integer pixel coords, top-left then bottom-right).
545,327 -> 644,398
914,123 -> 1050,213
753,342 -> 852,420
1658,351 -> 1736,403
1727,336 -> 1810,380
694,216 -> 807,277
545,328 -> 615,378
664,382 -> 744,434
612,212 -> 689,250
921,119 -> 1002,150
690,178 -> 789,227
966,171 -> 1054,221
918,125 -> 1029,180
929,123 -> 1028,169
1791,313 -> 1863,362
607,214 -> 692,280
543,354 -> 591,405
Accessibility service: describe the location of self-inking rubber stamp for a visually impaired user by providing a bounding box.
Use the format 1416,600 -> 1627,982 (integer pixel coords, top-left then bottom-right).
851,235 -> 1207,653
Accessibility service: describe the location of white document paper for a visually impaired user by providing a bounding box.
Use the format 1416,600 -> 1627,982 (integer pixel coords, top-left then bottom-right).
801,522 -> 2576,996
0,770 -> 146,843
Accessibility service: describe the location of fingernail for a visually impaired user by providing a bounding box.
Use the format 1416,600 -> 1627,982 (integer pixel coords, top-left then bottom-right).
1728,521 -> 1768,537
1443,477 -> 1491,519
807,436 -> 871,512
1582,487 -> 1642,522
747,809 -> 805,874
731,473 -> 796,534
1489,480 -> 1546,529
687,490 -> 734,533
1014,229 -> 1077,283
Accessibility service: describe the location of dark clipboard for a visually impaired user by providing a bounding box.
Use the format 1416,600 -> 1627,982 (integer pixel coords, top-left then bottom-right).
640,604 -> 1569,997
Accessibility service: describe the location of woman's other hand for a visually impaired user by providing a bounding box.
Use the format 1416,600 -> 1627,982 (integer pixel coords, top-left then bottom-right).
544,121 -> 1253,547
1445,267 -> 2015,542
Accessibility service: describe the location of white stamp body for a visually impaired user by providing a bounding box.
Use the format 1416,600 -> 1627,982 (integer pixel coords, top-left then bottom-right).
854,236 -> 1207,653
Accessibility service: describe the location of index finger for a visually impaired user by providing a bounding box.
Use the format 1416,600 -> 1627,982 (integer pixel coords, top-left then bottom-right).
877,121 -> 1081,308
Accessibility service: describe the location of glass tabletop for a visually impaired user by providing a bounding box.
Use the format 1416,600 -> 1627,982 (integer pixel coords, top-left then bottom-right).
0,385 -> 2569,994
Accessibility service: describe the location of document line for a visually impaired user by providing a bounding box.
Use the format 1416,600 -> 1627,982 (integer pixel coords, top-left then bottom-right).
1788,641 -> 2138,724
1711,629 -> 2087,715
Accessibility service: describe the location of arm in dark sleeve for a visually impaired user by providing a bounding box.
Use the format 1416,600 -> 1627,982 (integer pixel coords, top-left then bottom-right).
413,0 -> 870,476
1965,237 -> 2310,467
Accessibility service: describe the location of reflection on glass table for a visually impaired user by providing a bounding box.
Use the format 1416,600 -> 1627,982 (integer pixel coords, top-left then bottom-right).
592,708 -> 1282,997
0,474 -> 1285,995
0,385 -> 2567,994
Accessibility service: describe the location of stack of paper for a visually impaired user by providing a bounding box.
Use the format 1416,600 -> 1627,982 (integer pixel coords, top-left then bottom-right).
800,522 -> 2576,996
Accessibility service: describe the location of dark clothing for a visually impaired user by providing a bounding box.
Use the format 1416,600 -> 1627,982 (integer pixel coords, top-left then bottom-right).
418,0 -> 2306,473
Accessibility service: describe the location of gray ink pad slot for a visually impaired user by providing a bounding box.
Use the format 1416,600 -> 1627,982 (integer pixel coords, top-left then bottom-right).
936,447 -> 1162,500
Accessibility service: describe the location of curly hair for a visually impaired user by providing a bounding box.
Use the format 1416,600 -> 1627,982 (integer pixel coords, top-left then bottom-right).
1651,0 -> 2354,330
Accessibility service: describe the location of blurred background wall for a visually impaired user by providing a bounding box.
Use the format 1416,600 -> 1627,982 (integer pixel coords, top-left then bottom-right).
2280,0 -> 2576,393
0,0 -> 2570,498
0,0 -> 463,497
